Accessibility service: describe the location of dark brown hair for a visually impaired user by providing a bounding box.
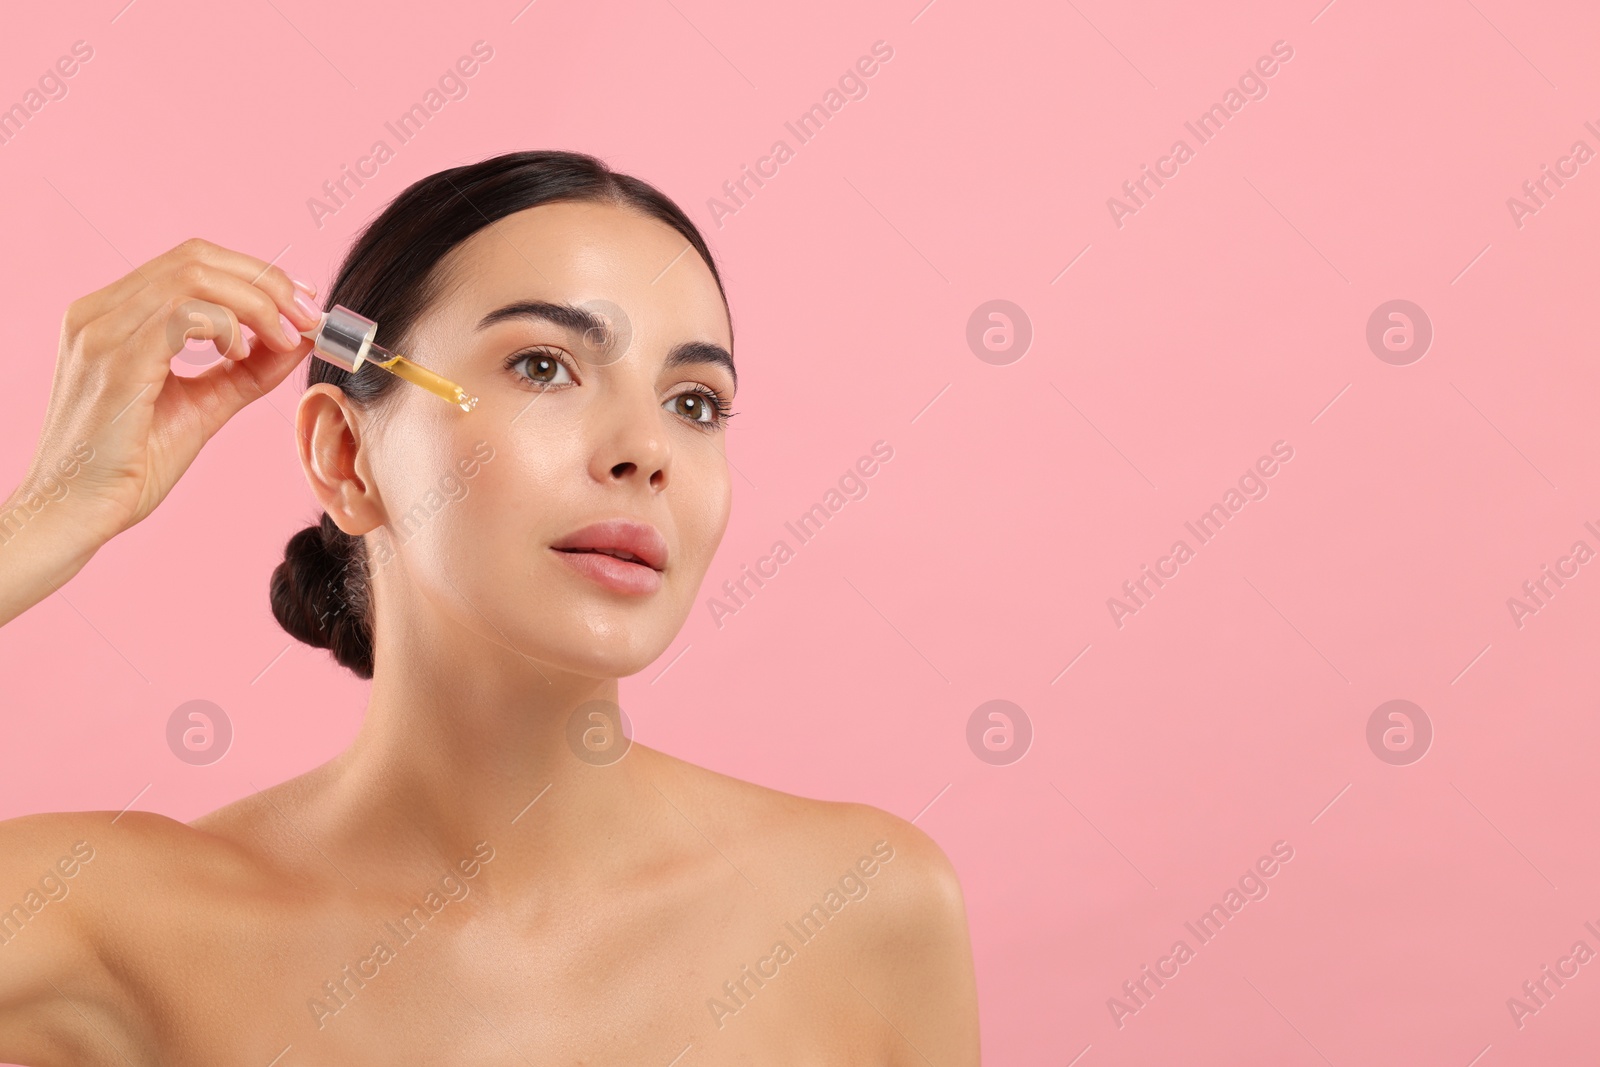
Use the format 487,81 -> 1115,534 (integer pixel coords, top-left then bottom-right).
269,149 -> 729,679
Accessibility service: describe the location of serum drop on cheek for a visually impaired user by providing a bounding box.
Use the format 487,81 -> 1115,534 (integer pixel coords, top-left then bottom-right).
302,304 -> 480,413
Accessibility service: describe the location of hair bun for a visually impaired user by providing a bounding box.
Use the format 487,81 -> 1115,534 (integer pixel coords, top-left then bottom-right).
270,512 -> 375,679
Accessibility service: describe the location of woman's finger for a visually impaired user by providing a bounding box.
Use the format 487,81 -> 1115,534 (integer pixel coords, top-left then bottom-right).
62,238 -> 316,340
158,238 -> 321,331
165,329 -> 312,443
89,263 -> 310,373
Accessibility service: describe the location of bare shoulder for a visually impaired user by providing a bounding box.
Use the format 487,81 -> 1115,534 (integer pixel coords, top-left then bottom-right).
0,806 -> 238,886
640,746 -> 979,1063
642,743 -> 964,907
0,808 -> 257,1061
0,804 -> 292,964
0,806 -> 266,918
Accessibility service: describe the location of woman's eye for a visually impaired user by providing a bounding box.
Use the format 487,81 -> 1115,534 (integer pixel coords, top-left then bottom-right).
504,349 -> 730,429
666,393 -> 716,424
507,349 -> 574,386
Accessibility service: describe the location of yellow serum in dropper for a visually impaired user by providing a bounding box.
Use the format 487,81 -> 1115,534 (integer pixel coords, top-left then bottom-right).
366,350 -> 479,412
303,304 -> 479,413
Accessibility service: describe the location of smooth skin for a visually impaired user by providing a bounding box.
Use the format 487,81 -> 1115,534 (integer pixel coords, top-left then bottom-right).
0,208 -> 980,1066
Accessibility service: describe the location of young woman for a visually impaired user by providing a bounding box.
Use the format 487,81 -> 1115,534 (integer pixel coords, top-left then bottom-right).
0,150 -> 979,1065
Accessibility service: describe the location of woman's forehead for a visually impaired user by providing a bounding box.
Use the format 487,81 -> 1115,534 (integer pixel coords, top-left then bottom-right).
433,202 -> 730,343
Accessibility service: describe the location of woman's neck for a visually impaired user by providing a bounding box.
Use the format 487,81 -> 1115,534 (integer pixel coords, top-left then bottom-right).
308,625 -> 659,892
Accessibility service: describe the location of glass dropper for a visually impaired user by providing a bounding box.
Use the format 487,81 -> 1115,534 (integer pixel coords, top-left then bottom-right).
301,303 -> 479,413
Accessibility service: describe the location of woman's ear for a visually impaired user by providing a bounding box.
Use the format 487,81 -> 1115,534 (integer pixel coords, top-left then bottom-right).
297,384 -> 385,537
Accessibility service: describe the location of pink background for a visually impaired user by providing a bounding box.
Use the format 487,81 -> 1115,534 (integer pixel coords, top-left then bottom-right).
2,0 -> 1598,1062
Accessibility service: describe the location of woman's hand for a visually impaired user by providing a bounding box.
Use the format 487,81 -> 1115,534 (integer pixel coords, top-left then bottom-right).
20,237 -> 323,552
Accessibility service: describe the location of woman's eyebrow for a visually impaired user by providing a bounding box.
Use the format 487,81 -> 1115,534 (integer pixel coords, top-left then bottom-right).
668,340 -> 738,392
477,299 -> 736,390
477,299 -> 598,335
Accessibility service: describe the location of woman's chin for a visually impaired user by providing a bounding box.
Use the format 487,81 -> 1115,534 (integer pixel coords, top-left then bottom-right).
533,630 -> 676,682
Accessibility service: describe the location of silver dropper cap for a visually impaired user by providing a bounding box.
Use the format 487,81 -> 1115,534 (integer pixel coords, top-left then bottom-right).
299,304 -> 379,374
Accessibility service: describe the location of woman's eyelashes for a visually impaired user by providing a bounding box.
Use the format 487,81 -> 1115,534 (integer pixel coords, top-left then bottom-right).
666,388 -> 736,429
503,346 -> 575,388
501,346 -> 736,431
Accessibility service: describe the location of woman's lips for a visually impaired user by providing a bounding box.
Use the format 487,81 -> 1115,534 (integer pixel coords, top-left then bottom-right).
551,547 -> 663,595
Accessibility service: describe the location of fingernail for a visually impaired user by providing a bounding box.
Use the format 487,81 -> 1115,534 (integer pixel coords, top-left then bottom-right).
292,290 -> 321,324
279,313 -> 302,349
291,276 -> 318,297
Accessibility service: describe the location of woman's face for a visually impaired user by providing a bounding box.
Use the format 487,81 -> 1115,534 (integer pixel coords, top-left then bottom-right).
326,200 -> 735,680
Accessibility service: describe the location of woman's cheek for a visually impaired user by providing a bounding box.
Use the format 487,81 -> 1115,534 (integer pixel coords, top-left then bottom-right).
685,463 -> 733,572
448,440 -> 555,552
